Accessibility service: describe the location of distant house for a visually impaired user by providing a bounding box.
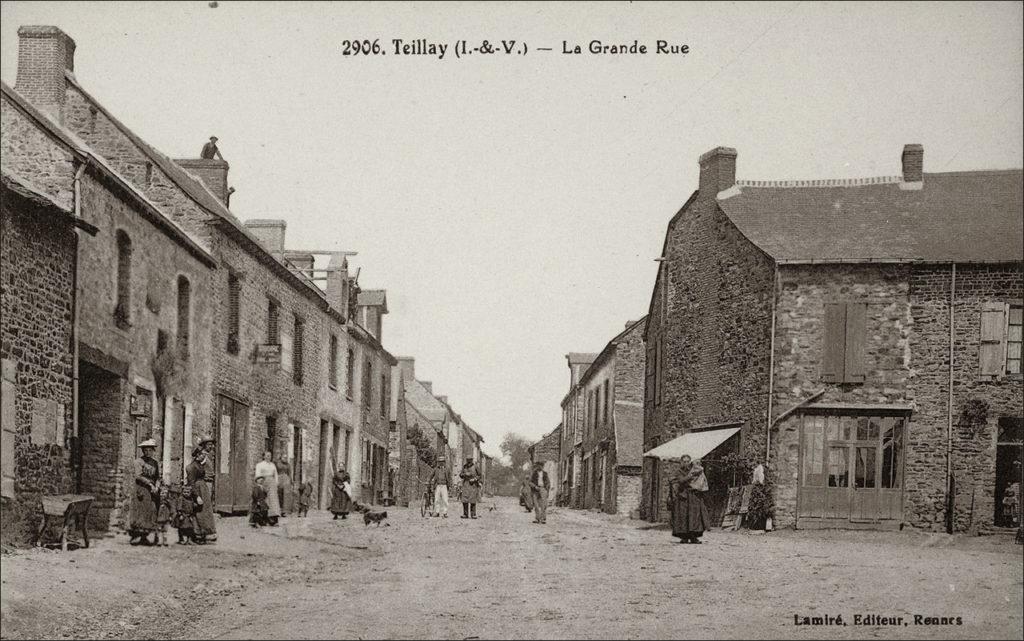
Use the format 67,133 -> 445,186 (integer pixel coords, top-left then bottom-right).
559,353 -> 598,507
577,318 -> 646,515
643,144 -> 1022,531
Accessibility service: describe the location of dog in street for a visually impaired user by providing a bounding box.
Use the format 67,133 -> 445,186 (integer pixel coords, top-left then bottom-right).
363,510 -> 389,527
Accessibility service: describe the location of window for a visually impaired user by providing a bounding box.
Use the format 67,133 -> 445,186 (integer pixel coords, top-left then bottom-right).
363,359 -> 373,409
293,316 -> 304,385
115,230 -> 132,328
346,348 -> 355,400
267,298 -> 280,344
598,378 -> 606,423
1009,305 -> 1023,374
380,373 -> 387,418
176,276 -> 191,358
265,416 -> 277,457
329,334 -> 339,389
655,336 -> 664,405
227,273 -> 240,354
280,319 -> 293,375
156,329 -> 169,354
822,302 -> 867,383
980,302 -> 1023,378
645,339 -> 656,405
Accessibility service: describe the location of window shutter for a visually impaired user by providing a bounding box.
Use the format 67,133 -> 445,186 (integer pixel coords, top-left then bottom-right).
655,337 -> 664,405
979,303 -> 1008,377
645,343 -> 656,403
822,303 -> 846,382
844,302 -> 867,382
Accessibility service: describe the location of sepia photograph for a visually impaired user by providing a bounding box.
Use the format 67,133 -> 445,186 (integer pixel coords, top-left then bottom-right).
0,1 -> 1021,639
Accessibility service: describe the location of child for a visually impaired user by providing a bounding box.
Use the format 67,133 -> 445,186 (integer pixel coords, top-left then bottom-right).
250,476 -> 269,528
296,477 -> 313,517
173,483 -> 198,544
155,482 -> 174,547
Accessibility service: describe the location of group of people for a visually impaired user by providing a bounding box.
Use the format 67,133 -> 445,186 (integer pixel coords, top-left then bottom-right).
128,438 -> 218,546
249,451 -> 314,527
426,457 -> 483,519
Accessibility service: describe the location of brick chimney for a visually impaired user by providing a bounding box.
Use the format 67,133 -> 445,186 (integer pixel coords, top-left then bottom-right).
395,357 -> 415,383
355,290 -> 388,342
244,219 -> 286,254
175,159 -> 231,204
325,253 -> 350,317
698,146 -> 738,197
901,144 -> 924,183
15,26 -> 76,120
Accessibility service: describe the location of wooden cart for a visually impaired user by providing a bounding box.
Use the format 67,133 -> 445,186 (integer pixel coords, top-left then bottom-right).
35,494 -> 94,551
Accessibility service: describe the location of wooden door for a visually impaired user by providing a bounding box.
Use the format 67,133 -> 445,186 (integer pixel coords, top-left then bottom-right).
168,400 -> 185,483
230,402 -> 250,512
214,395 -> 250,513
648,458 -> 661,522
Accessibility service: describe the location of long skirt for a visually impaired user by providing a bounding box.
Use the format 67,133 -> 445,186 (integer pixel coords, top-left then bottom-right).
129,483 -> 159,535
262,477 -> 282,517
278,473 -> 294,515
671,488 -> 709,539
330,486 -> 352,515
193,479 -> 217,537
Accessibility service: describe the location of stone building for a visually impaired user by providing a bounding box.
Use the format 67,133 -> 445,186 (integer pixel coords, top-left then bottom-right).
558,353 -> 597,506
576,318 -> 645,515
1,165 -> 96,525
642,144 -> 1022,532
3,79 -> 216,533
11,25 -> 397,512
528,425 -> 562,505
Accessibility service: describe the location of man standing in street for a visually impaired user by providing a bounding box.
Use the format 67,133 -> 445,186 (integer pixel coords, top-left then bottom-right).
429,458 -> 449,518
529,461 -> 550,524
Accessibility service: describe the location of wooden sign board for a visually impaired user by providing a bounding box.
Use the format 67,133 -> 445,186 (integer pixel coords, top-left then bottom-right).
721,484 -> 754,529
255,344 -> 282,365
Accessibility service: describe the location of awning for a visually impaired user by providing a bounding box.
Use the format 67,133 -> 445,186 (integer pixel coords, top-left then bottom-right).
643,427 -> 741,461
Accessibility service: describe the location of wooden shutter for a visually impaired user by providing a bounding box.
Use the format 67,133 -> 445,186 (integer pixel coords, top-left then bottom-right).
655,336 -> 664,405
645,343 -> 656,404
844,302 -> 867,382
293,317 -> 304,385
822,303 -> 846,382
979,302 -> 1008,377
227,274 -> 240,353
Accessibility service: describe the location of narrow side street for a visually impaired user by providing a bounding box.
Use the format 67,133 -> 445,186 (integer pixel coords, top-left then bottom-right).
2,497 -> 1021,640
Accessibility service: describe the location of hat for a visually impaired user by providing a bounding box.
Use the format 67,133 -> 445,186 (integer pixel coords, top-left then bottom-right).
465,457 -> 474,463
192,445 -> 206,458
198,436 -> 216,446
139,439 -> 158,449
209,136 -> 218,142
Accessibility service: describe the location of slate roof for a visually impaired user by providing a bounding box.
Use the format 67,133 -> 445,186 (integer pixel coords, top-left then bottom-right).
613,403 -> 643,467
717,170 -> 1023,263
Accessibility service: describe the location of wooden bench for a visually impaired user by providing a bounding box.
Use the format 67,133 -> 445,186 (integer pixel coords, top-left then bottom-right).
35,494 -> 94,551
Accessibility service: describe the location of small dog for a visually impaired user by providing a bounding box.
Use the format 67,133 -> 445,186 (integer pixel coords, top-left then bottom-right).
363,510 -> 389,527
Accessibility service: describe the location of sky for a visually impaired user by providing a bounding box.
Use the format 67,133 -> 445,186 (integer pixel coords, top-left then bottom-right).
2,1 -> 1022,457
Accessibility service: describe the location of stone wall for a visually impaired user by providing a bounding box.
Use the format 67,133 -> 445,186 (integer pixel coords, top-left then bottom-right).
769,263 -> 912,527
642,187 -> 776,522
615,470 -> 642,517
1,186 -> 77,530
906,263 -> 1023,531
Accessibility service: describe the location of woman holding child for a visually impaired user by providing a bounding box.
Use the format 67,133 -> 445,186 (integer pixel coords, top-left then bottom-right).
254,452 -> 281,526
668,454 -> 710,544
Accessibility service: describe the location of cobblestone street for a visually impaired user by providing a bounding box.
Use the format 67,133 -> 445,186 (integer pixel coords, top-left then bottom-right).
2,497 -> 1021,640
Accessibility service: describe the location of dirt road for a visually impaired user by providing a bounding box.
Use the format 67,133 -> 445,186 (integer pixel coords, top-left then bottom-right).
2,497 -> 1021,639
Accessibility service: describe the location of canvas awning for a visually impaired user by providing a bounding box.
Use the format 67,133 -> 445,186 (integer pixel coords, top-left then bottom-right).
643,427 -> 741,461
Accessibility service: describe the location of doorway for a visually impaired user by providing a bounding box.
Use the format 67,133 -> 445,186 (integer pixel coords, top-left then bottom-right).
797,412 -> 907,527
213,394 -> 250,513
318,420 -> 330,509
74,362 -> 123,531
994,417 -> 1023,527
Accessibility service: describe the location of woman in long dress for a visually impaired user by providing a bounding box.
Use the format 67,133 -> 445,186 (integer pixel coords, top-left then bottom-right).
254,451 -> 281,526
276,459 -> 294,517
669,455 -> 710,544
330,469 -> 353,519
186,446 -> 216,544
198,438 -> 218,541
128,439 -> 161,545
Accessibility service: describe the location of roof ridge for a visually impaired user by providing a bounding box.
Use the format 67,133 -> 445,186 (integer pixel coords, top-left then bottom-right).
736,176 -> 902,188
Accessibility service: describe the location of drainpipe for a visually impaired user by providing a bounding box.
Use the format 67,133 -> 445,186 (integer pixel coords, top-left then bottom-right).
765,266 -> 779,464
71,162 -> 85,486
946,263 -> 956,534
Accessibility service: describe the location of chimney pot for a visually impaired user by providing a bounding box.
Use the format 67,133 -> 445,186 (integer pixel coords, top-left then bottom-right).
698,146 -> 738,196
15,25 -> 76,119
243,219 -> 286,254
901,144 -> 924,183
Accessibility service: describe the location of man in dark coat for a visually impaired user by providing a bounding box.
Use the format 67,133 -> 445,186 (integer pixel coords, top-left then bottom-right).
200,136 -> 223,160
459,457 -> 482,519
529,461 -> 551,524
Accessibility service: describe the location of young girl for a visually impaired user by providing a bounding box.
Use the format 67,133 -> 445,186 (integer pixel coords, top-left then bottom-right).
156,482 -> 174,547
296,477 -> 313,517
173,483 -> 199,544
250,476 -> 269,528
